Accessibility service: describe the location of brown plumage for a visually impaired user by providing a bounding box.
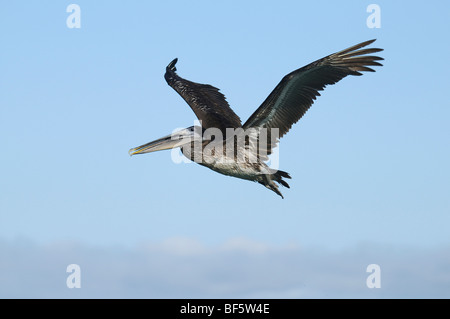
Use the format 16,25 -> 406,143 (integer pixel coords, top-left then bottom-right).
165,58 -> 242,133
130,39 -> 383,198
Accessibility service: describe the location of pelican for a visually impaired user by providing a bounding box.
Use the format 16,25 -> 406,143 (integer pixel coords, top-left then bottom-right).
129,39 -> 383,198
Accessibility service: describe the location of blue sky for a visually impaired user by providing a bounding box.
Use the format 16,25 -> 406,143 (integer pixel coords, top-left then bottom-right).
1,1 -> 449,298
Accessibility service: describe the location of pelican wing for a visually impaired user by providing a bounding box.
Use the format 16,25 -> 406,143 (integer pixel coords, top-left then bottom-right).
165,58 -> 242,132
243,39 -> 383,139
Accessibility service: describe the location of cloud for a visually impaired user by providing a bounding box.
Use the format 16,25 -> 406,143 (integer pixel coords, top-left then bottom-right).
0,237 -> 449,298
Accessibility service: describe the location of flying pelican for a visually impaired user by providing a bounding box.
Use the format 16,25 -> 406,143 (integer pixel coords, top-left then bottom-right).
129,39 -> 383,198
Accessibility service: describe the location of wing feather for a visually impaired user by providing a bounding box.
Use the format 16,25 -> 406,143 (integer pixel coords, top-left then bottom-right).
243,39 -> 384,140
164,59 -> 242,132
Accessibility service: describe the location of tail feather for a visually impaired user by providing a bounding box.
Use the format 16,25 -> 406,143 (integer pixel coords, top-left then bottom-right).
258,170 -> 292,199
273,170 -> 291,188
276,170 -> 292,179
279,179 -> 290,188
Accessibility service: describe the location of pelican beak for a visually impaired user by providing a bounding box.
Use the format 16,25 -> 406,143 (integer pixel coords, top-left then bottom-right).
129,126 -> 199,156
129,128 -> 197,156
129,134 -> 179,156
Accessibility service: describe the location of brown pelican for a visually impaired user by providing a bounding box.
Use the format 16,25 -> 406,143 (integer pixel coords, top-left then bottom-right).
129,39 -> 383,198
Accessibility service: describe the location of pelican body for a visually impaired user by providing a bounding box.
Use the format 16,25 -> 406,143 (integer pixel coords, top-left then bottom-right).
129,40 -> 383,198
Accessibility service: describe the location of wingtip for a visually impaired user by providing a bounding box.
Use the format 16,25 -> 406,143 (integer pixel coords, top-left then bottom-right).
359,39 -> 378,49
167,58 -> 178,72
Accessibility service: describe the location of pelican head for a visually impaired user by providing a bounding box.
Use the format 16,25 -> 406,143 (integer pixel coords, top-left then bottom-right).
129,125 -> 202,156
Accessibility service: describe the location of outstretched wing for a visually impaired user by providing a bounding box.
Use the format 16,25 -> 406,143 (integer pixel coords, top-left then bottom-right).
243,39 -> 383,139
164,58 -> 242,132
